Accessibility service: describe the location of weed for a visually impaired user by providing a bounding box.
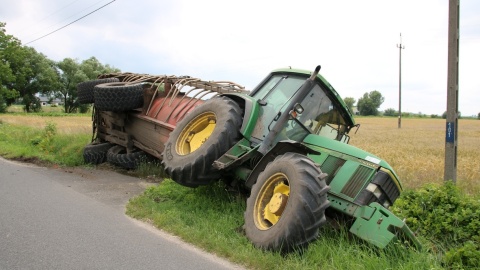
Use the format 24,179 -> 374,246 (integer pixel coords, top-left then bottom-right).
133,159 -> 166,181
38,121 -> 57,153
392,182 -> 480,268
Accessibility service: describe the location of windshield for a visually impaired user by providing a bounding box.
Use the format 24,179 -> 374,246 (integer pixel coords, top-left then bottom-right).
250,75 -> 305,140
282,84 -> 351,143
250,74 -> 351,143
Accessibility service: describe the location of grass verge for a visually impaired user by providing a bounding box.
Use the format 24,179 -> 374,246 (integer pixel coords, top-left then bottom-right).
0,121 -> 90,166
126,180 -> 443,270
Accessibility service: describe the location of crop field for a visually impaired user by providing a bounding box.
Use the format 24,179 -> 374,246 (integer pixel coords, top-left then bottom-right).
0,114 -> 92,134
1,113 -> 478,194
349,117 -> 480,195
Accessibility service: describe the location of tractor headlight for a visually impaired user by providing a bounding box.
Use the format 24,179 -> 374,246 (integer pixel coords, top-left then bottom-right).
366,183 -> 390,208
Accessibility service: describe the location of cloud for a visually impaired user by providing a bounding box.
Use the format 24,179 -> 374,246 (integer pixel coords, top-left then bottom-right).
1,0 -> 479,115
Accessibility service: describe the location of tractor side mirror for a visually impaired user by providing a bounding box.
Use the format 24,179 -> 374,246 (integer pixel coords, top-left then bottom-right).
293,103 -> 304,114
289,103 -> 304,119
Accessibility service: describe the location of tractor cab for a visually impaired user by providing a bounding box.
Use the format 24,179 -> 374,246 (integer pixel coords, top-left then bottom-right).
249,68 -> 355,144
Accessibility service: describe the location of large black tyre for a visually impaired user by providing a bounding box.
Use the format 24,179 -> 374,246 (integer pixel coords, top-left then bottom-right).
244,153 -> 330,252
106,145 -> 151,169
93,82 -> 144,111
83,142 -> 115,165
77,78 -> 119,104
162,97 -> 242,187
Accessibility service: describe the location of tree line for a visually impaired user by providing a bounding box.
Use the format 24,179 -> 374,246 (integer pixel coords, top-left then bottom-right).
0,22 -> 119,113
344,90 -> 479,119
343,90 -> 385,116
344,92 -> 445,118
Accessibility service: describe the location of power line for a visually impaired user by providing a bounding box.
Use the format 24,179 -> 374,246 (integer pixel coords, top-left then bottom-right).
24,0 -> 116,45
27,0 -> 111,40
16,0 -> 81,36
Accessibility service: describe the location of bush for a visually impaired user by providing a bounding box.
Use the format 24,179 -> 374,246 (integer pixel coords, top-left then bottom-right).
78,104 -> 91,113
383,108 -> 397,117
445,241 -> 480,268
0,95 -> 6,113
30,121 -> 57,153
391,182 -> 480,268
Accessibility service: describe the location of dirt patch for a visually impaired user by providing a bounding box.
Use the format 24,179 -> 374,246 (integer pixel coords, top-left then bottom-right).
3,156 -> 163,208
10,156 -> 52,167
51,164 -> 160,208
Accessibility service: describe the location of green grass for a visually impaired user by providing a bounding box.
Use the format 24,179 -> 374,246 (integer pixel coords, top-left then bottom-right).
0,121 -> 90,166
6,104 -> 87,114
126,180 -> 443,269
134,159 -> 166,179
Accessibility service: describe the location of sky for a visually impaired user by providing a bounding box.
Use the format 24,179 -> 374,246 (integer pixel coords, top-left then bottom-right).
1,0 -> 479,116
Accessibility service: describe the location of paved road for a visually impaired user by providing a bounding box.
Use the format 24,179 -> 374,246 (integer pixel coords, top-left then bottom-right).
0,157 -> 243,270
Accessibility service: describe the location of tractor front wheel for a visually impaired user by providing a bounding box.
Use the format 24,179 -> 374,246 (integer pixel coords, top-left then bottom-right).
244,152 -> 330,252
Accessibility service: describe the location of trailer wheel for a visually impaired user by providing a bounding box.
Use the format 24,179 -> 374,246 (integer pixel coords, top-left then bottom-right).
162,97 -> 242,187
244,153 -> 330,252
106,145 -> 151,169
93,82 -> 144,111
77,78 -> 119,104
83,142 -> 115,165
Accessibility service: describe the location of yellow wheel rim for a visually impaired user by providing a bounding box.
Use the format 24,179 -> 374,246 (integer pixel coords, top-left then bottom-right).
254,173 -> 290,230
176,112 -> 216,155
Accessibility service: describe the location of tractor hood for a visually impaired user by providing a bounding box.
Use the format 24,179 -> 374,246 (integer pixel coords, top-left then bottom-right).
303,134 -> 402,190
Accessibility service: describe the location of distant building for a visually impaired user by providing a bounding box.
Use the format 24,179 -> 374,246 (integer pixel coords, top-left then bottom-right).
351,106 -> 360,115
35,93 -> 62,106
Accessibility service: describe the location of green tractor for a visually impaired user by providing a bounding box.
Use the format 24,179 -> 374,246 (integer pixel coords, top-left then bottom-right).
162,65 -> 420,252
80,65 -> 420,252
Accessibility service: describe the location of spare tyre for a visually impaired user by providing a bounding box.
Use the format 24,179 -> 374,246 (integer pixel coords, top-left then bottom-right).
162,96 -> 242,187
77,78 -> 119,104
93,82 -> 144,111
83,142 -> 115,165
106,145 -> 151,169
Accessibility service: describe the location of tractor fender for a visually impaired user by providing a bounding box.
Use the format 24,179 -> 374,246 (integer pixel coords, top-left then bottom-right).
221,93 -> 259,139
245,140 -> 320,189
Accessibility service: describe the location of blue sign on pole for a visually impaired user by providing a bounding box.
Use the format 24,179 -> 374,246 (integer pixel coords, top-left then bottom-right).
446,122 -> 455,143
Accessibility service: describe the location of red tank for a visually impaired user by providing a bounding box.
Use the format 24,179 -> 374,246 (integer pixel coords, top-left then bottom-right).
146,95 -> 204,126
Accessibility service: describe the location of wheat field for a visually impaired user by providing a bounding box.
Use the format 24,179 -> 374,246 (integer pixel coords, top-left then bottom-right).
1,114 -> 478,194
349,117 -> 480,194
0,114 -> 92,134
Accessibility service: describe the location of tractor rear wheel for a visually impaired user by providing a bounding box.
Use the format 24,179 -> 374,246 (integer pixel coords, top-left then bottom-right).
162,97 -> 242,187
244,152 -> 330,252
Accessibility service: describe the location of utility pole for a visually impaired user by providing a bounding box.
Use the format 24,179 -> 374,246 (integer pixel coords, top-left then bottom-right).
397,33 -> 405,129
444,0 -> 459,183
